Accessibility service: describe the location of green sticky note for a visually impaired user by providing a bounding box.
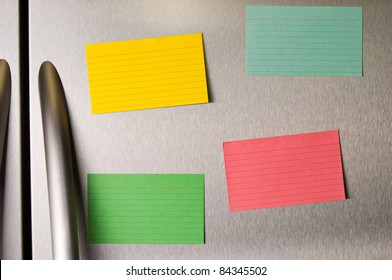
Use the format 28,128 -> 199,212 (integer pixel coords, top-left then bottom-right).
246,6 -> 362,76
88,174 -> 204,244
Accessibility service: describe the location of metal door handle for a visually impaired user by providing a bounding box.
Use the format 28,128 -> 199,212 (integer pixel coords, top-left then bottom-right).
38,61 -> 79,259
0,59 -> 11,177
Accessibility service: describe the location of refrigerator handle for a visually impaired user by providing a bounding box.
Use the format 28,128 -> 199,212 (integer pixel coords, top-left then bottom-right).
0,59 -> 11,176
38,61 -> 79,260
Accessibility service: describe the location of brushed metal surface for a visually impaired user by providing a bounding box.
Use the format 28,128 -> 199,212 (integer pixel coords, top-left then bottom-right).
0,0 -> 23,260
29,0 -> 392,259
38,62 -> 79,259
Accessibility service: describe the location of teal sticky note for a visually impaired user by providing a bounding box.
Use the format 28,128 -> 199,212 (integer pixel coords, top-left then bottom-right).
88,174 -> 204,244
246,6 -> 362,76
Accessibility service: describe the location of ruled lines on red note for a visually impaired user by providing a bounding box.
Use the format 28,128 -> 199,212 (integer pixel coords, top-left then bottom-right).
223,130 -> 346,211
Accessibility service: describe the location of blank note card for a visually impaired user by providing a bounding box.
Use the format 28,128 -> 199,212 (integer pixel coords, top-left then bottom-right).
88,174 -> 204,244
246,6 -> 362,76
86,33 -> 208,114
223,130 -> 345,211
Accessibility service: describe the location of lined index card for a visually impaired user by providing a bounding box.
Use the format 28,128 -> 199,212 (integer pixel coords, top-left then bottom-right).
223,130 -> 346,211
88,174 -> 204,244
86,33 -> 208,114
246,6 -> 362,76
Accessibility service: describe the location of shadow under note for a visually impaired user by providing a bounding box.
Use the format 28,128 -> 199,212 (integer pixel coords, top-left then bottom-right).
202,37 -> 214,104
339,132 -> 350,200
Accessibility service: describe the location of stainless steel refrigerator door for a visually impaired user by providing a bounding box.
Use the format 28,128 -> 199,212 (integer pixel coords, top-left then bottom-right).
30,0 -> 392,259
0,0 -> 23,260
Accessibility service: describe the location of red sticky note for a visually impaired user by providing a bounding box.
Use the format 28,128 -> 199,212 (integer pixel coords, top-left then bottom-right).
223,130 -> 346,211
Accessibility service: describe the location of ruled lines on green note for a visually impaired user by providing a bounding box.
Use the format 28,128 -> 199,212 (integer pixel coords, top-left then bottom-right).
246,6 -> 362,76
88,174 -> 204,244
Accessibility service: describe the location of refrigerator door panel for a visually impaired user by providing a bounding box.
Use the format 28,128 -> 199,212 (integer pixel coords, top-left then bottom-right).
0,0 -> 23,260
29,0 -> 392,259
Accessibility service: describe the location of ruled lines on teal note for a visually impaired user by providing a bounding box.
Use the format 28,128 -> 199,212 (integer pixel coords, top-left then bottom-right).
246,6 -> 362,76
88,174 -> 204,244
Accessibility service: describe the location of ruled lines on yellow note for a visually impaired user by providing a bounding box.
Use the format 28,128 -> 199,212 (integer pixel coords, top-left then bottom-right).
86,33 -> 209,114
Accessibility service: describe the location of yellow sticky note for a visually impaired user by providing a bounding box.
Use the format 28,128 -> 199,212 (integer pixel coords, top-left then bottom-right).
86,33 -> 209,114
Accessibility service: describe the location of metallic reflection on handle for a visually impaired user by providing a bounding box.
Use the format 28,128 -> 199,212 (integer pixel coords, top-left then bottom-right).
38,61 -> 79,259
0,59 -> 11,175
